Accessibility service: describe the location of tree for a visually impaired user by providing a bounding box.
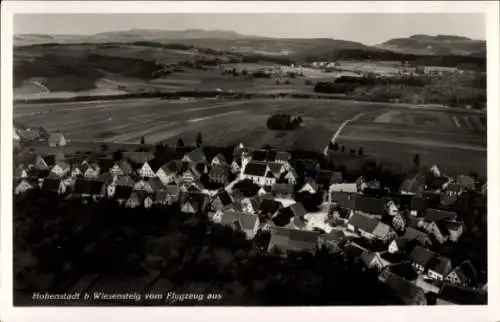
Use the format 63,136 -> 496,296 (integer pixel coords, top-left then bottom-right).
295,192 -> 323,212
112,150 -> 124,161
140,136 -> 145,145
358,147 -> 364,156
349,149 -> 356,155
233,179 -> 260,197
340,145 -> 346,153
413,153 -> 420,167
196,132 -> 203,148
100,144 -> 109,152
333,142 -> 339,151
177,138 -> 185,149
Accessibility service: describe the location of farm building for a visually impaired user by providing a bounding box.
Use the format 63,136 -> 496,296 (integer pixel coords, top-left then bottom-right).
48,132 -> 67,147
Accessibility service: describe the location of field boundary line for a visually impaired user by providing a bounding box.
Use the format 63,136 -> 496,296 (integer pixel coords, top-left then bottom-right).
331,112 -> 365,143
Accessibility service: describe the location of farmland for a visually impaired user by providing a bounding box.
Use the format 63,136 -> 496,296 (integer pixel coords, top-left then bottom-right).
14,97 -> 486,176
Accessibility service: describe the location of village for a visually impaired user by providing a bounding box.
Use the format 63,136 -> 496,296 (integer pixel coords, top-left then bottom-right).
12,126 -> 488,306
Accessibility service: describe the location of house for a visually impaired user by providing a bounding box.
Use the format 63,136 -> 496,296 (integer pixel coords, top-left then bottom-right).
273,151 -> 291,164
280,169 -> 297,185
343,242 -> 367,261
185,180 -> 205,194
126,191 -> 148,208
83,163 -> 101,180
110,159 -> 133,177
182,148 -> 207,164
271,183 -> 294,198
354,195 -> 386,216
211,189 -> 233,211
437,283 -> 487,305
251,149 -> 269,162
230,159 -> 242,174
41,178 -> 66,194
347,213 -> 396,242
50,161 -> 70,178
279,202 -> 308,220
268,227 -> 319,254
403,227 -> 432,247
329,183 -> 357,197
216,210 -> 260,239
96,158 -> 115,174
165,185 -> 181,204
156,161 -> 179,185
330,191 -> 356,210
418,220 -> 449,244
456,175 -> 476,191
209,164 -> 230,185
361,251 -> 391,272
181,193 -> 209,214
14,179 -> 37,195
299,179 -> 319,194
72,179 -> 106,199
408,245 -> 436,273
35,155 -> 56,170
445,260 -> 477,286
268,162 -> 286,178
258,198 -> 283,219
424,208 -> 457,222
115,174 -> 136,187
428,176 -> 449,191
210,153 -> 227,166
400,175 -> 426,195
48,132 -> 67,147
111,185 -> 133,203
13,167 -> 29,180
427,255 -> 453,281
378,268 -> 427,305
134,177 -> 165,193
446,221 -> 464,242
317,170 -> 343,189
138,159 -> 163,178
445,183 -> 463,196
410,196 -> 427,217
240,196 -> 262,214
319,230 -> 346,253
242,162 -> 271,186
18,128 -> 41,142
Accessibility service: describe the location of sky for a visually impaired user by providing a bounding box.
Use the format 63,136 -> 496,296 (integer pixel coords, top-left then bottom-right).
14,13 -> 486,45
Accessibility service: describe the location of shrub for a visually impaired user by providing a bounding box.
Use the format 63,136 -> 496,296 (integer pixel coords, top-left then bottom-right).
266,114 -> 303,130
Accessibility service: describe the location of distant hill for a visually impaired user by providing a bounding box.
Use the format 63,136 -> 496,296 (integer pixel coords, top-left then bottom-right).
376,34 -> 486,56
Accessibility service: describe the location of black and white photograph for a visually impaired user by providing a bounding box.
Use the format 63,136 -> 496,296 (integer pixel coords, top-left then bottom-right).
1,1 -> 499,321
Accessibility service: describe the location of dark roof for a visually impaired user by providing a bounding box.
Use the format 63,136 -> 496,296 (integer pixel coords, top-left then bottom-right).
272,183 -> 294,194
41,178 -> 60,192
445,183 -> 463,193
115,175 -> 136,187
322,229 -> 346,242
452,260 -> 477,282
267,162 -> 284,176
114,186 -> 133,199
212,153 -> 227,164
183,193 -> 208,210
331,191 -> 356,209
184,148 -> 207,163
243,162 -> 268,176
147,159 -> 164,172
221,211 -> 259,231
154,190 -> 168,202
97,172 -> 114,185
43,155 -> 56,166
259,198 -> 282,215
166,185 -> 180,196
343,243 -> 366,259
274,151 -> 291,162
268,227 -> 319,253
316,170 -> 342,186
427,255 -> 452,275
348,212 -> 379,233
354,195 -> 386,215
408,246 -> 434,268
424,208 -> 457,222
251,149 -> 269,161
159,160 -> 180,174
97,158 -> 115,172
215,190 -> 233,206
73,179 -> 104,195
404,227 -> 431,245
438,283 -> 487,305
281,203 -> 307,218
123,152 -> 154,165
148,177 -> 165,191
428,176 -> 449,190
456,175 -> 475,189
382,271 -> 425,305
209,164 -> 230,179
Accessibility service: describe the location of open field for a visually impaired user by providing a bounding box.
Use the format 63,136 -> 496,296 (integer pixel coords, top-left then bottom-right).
14,98 -> 486,176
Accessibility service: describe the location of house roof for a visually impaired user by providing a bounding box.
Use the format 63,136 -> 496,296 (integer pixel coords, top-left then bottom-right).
371,222 -> 394,240
438,283 -> 487,305
404,227 -> 431,244
280,203 -> 307,220
41,178 -> 61,192
408,246 -> 435,268
221,211 -> 259,232
348,212 -> 379,233
428,176 -> 449,190
427,255 -> 452,275
48,132 -> 65,144
354,195 -> 386,215
54,161 -> 70,171
330,183 -> 357,193
456,175 -> 475,188
272,183 -> 294,195
424,208 -> 457,222
123,152 -> 154,165
317,170 -> 343,186
129,190 -> 148,203
259,199 -> 282,215
331,191 -> 356,209
214,190 -> 233,206
97,172 -> 114,185
267,162 -> 284,176
445,183 -> 463,193
343,242 -> 367,259
166,184 -> 180,196
154,190 -> 168,202
209,164 -> 230,179
268,227 -> 319,253
42,155 -> 56,166
96,158 -> 115,172
212,153 -> 227,164
147,159 -> 164,172
183,193 -> 208,210
117,159 -> 133,174
301,178 -> 319,192
382,271 -> 425,305
399,175 -> 425,194
452,260 -> 477,282
115,175 -> 136,187
321,229 -> 346,242
148,177 -> 165,191
184,148 -> 206,163
114,186 -> 133,199
243,162 -> 268,177
159,160 -> 180,174
274,151 -> 291,163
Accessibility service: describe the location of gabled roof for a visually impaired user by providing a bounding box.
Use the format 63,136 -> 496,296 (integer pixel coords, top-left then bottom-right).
97,172 -> 114,185
117,159 -> 133,174
427,255 -> 452,275
408,245 -> 434,268
274,151 -> 291,163
354,195 -> 386,215
53,161 -> 70,171
183,148 -> 207,163
331,191 -> 356,209
348,212 -> 379,233
147,159 -> 164,172
399,175 -> 425,194
159,160 -> 180,174
42,155 -> 56,166
154,190 -> 168,202
321,229 -> 346,242
317,170 -> 343,186
115,175 -> 136,187
424,208 -> 457,222
114,186 -> 133,199
259,198 -> 283,215
267,162 -> 284,176
243,162 -> 268,176
221,211 -> 259,232
381,271 -> 425,305
209,164 -> 230,179
343,242 -> 366,260
214,189 -> 233,206
96,158 -> 115,172
166,184 -> 180,196
280,202 -> 308,219
404,227 -> 431,245
48,132 -> 65,144
268,227 -> 319,252
301,178 -> 319,192
148,177 -> 165,191
211,153 -> 227,164
272,183 -> 294,195
438,283 -> 487,305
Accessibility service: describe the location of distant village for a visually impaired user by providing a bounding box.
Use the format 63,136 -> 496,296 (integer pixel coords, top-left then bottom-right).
13,125 -> 487,306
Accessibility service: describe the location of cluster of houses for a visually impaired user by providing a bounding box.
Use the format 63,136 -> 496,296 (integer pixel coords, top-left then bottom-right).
13,139 -> 486,306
